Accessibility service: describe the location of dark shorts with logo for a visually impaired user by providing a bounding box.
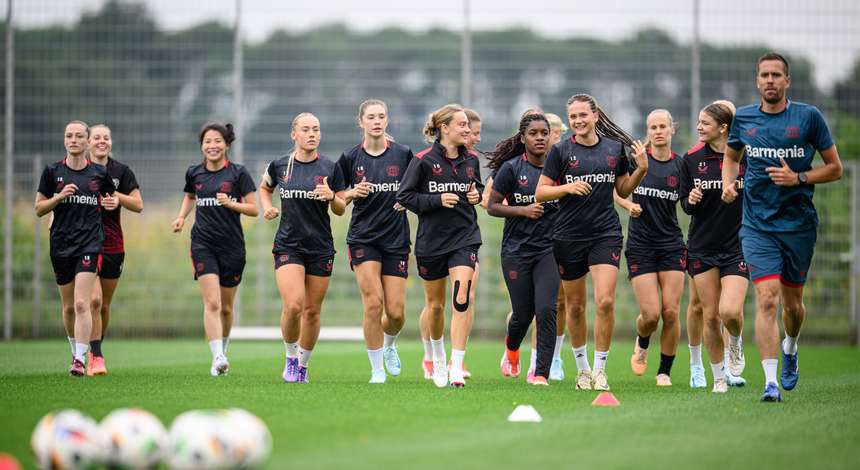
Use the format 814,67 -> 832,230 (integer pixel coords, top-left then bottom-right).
348,244 -> 409,278
191,246 -> 246,287
625,246 -> 687,279
98,252 -> 125,280
51,253 -> 101,285
687,251 -> 749,279
416,244 -> 479,281
553,235 -> 623,281
274,249 -> 335,277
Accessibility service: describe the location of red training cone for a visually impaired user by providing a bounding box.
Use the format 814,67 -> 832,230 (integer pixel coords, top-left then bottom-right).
591,391 -> 620,407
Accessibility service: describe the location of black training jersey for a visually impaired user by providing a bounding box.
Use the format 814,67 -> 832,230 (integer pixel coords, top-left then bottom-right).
625,152 -> 684,251
100,157 -> 140,254
541,136 -> 629,241
679,143 -> 746,255
492,155 -> 558,259
183,161 -> 256,253
37,158 -> 117,258
395,141 -> 483,257
263,154 -> 346,256
336,141 -> 413,252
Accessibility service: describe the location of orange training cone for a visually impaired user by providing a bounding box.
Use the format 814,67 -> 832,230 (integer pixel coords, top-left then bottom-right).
591,391 -> 620,407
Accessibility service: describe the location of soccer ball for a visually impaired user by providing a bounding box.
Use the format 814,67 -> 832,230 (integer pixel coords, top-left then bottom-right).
221,409 -> 272,469
100,408 -> 168,469
166,411 -> 230,470
31,409 -> 103,470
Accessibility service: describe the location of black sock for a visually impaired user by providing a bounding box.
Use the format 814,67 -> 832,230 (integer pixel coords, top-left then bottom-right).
90,339 -> 103,357
658,353 -> 675,376
637,335 -> 651,350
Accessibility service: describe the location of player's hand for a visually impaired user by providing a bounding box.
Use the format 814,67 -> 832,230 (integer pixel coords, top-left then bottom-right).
520,203 -> 545,220
765,157 -> 799,187
392,202 -> 406,212
351,177 -> 372,199
466,182 -> 480,205
313,177 -> 334,201
56,183 -> 78,201
171,217 -> 185,233
689,184 -> 704,205
263,207 -> 280,220
720,182 -> 738,204
440,193 -> 459,208
631,140 -> 648,172
628,203 -> 643,218
100,193 -> 119,211
565,181 -> 592,196
216,192 -> 233,208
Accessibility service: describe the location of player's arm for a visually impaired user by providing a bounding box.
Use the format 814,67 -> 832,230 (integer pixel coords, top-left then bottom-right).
721,146 -> 742,203
171,193 -> 196,232
35,191 -> 69,217
223,191 -> 259,217
809,145 -> 844,184
613,189 -> 642,217
116,189 -> 143,213
480,176 -> 494,209
395,160 -> 442,213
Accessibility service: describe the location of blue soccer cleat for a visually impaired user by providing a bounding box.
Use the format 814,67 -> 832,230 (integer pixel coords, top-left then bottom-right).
760,382 -> 782,402
781,349 -> 799,391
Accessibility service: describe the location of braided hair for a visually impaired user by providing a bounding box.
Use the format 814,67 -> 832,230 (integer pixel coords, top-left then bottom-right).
486,113 -> 550,170
566,94 -> 634,147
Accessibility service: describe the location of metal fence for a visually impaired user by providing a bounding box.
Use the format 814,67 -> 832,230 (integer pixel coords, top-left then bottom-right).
2,0 -> 859,342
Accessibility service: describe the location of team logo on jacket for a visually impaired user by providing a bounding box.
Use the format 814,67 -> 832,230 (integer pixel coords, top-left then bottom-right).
697,162 -> 708,174
325,258 -> 334,272
745,127 -> 757,137
518,175 -> 529,187
386,165 -> 399,177
508,270 -> 518,280
314,175 -> 326,186
398,260 -> 407,273
89,180 -> 100,192
785,126 -> 801,139
567,156 -> 580,169
220,181 -> 233,193
469,252 -> 477,262
355,165 -> 366,178
195,183 -> 204,191
738,262 -> 748,273
56,177 -> 65,189
610,252 -> 620,262
112,178 -> 120,188
466,167 -> 475,179
606,156 -> 618,169
81,255 -> 92,267
667,175 -> 679,188
431,163 -> 443,176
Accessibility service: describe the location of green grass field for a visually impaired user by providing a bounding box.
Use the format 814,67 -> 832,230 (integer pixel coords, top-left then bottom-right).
1,340 -> 859,469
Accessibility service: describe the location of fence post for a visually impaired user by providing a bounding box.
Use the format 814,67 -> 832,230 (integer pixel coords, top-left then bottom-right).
3,0 -> 15,341
33,154 -> 42,337
851,162 -> 859,346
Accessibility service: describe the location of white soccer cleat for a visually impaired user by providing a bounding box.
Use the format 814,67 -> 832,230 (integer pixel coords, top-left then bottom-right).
449,367 -> 466,388
712,378 -> 728,393
369,369 -> 386,384
210,355 -> 229,377
432,358 -> 448,388
575,370 -> 593,390
383,346 -> 401,377
592,369 -> 610,391
725,371 -> 747,387
549,357 -> 565,381
728,339 -> 746,377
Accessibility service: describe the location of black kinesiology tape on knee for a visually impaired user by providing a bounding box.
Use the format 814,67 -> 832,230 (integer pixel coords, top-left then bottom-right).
452,280 -> 472,312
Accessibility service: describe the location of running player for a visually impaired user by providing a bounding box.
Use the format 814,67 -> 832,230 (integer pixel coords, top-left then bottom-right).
397,103 -> 482,388
679,102 -> 748,393
260,113 -> 346,384
335,100 -> 413,384
722,53 -> 843,402
85,124 -> 143,376
487,113 -> 560,386
35,120 -> 116,376
614,109 -> 685,386
536,94 -> 648,391
171,122 -> 258,377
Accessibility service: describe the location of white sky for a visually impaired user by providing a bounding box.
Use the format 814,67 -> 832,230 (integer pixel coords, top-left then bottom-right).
8,0 -> 860,89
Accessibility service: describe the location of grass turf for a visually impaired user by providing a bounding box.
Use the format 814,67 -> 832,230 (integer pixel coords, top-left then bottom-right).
1,340 -> 859,469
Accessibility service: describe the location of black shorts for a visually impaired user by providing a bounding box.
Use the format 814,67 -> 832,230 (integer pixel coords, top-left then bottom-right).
553,236 -> 623,281
416,245 -> 479,281
687,251 -> 749,279
348,244 -> 409,278
625,246 -> 687,279
274,249 -> 334,277
51,253 -> 100,285
191,246 -> 246,287
99,252 -> 125,280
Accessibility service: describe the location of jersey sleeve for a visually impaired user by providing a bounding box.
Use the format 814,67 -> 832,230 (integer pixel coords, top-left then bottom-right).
470,158 -> 484,194
261,162 -> 276,189
616,145 -> 630,177
678,155 -> 697,215
237,167 -> 257,197
492,163 -> 515,197
37,165 -> 54,198
335,152 -> 353,189
542,145 -> 563,182
395,158 -> 441,213
183,167 -> 195,194
100,168 -> 117,194
727,117 -> 744,151
119,166 -> 140,194
809,107 -> 835,151
327,161 -> 346,193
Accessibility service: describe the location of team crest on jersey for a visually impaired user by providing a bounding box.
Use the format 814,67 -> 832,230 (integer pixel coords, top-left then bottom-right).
567,156 -> 580,169
667,175 -> 678,188
280,171 -> 291,183
89,180 -> 100,192
81,255 -> 92,267
325,258 -> 333,272
629,264 -> 638,273
112,178 -> 120,188
220,181 -> 233,193
469,252 -> 477,262
518,175 -> 529,187
606,156 -> 618,169
508,270 -> 518,280
314,175 -> 326,186
355,165 -> 366,178
386,165 -> 399,177
466,167 -> 475,179
431,163 -> 443,176
398,260 -> 407,273
738,262 -> 748,273
195,183 -> 204,191
279,254 -> 289,263
785,126 -> 801,139
697,162 -> 708,174
610,252 -> 620,262
354,248 -> 365,259
55,177 -> 65,189
745,127 -> 757,137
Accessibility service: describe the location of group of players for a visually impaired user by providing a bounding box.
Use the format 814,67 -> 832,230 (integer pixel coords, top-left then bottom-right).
37,52 -> 843,402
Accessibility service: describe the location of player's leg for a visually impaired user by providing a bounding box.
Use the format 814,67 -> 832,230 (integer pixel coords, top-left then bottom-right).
501,257 -> 535,378
779,284 -> 805,390
354,259 -> 386,382
450,262 -> 479,378
297,272 -> 332,383
57,275 -> 80,375
563,277 -> 589,389
549,287 -> 566,381
693,268 -> 727,392
590,263 -> 619,391
71,270 -> 97,376
532,252 -> 560,385
198,274 -> 226,376
218,284 -> 238,371
422,276 -> 448,388
381,272 -> 407,377
720,274 -> 749,382
276,262 -> 306,383
630,273 -> 661,376
88,277 -> 117,376
656,270 -> 684,386
448,263 -> 476,387
686,279 -> 706,388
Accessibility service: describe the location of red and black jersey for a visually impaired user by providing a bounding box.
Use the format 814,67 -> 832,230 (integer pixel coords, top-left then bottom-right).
395,141 -> 483,257
335,141 -> 413,253
100,157 -> 140,254
37,158 -> 116,257
625,152 -> 684,251
492,155 -> 557,259
183,161 -> 256,253
679,143 -> 746,256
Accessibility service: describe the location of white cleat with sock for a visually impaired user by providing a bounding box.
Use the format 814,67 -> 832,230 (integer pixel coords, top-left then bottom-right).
369,369 -> 386,384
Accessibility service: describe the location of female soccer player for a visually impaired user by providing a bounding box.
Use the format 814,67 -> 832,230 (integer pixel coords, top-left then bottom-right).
171,122 -> 258,377
335,100 -> 413,384
679,101 -> 748,393
487,113 -> 559,386
397,103 -> 482,388
536,94 -> 648,391
260,113 -> 346,384
613,109 -> 685,386
35,120 -> 116,376
86,124 -> 143,376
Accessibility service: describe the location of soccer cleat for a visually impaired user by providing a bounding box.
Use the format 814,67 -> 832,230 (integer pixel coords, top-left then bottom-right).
500,348 -> 520,377
89,355 -> 107,376
592,369 -> 610,391
689,364 -> 707,388
575,370 -> 593,390
526,368 -> 535,384
656,373 -> 672,387
712,378 -> 728,393
532,376 -> 549,386
500,353 -> 512,377
210,355 -> 229,377
282,357 -> 299,383
86,352 -> 94,377
297,366 -> 309,383
69,358 -> 86,377
382,346 -> 401,377
432,358 -> 448,388
760,382 -> 782,402
462,362 -> 472,379
728,338 -> 746,376
549,357 -> 565,381
422,359 -> 433,380
369,369 -> 386,384
781,349 -> 799,391
449,367 -> 466,388
725,371 -> 746,387
630,340 -> 648,376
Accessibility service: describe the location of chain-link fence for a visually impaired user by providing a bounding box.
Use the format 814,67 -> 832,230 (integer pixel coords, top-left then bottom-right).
2,0 -> 859,342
